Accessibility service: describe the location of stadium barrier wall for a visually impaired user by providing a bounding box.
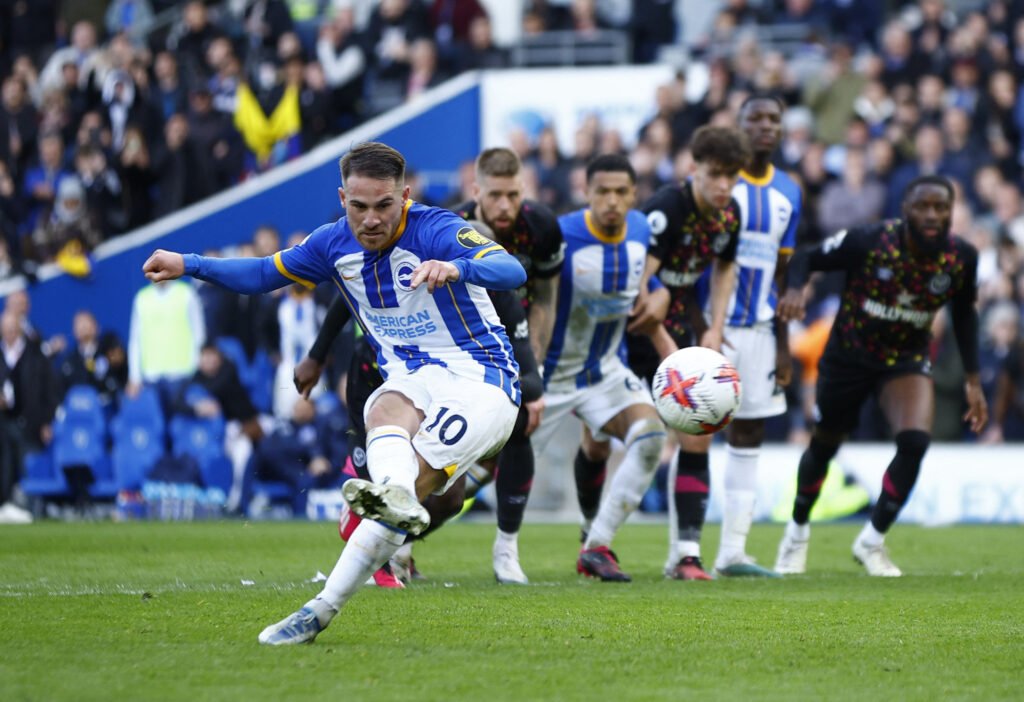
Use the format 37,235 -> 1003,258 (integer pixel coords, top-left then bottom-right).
533,438 -> 1024,524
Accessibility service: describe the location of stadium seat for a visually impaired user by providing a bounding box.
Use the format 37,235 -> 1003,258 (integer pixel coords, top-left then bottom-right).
111,387 -> 166,491
216,336 -> 274,413
89,455 -> 118,499
20,447 -> 70,499
170,415 -> 232,494
52,385 -> 108,479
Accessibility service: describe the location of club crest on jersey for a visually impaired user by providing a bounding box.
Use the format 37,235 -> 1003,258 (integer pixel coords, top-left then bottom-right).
712,233 -> 730,253
394,261 -> 417,291
929,273 -> 951,294
457,227 -> 492,248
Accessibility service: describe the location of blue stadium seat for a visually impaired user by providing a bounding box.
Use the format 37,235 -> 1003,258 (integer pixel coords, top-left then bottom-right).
89,455 -> 118,499
20,447 -> 69,499
246,349 -> 274,414
216,336 -> 273,413
111,387 -> 166,491
170,415 -> 232,494
53,385 -> 108,477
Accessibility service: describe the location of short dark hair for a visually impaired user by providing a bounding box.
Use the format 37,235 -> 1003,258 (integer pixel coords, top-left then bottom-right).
475,147 -> 521,178
339,142 -> 405,183
739,93 -> 785,116
904,175 -> 954,202
586,153 -> 636,183
689,126 -> 752,172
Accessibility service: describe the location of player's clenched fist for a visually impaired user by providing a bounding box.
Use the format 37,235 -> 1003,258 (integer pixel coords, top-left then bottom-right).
143,249 -> 185,282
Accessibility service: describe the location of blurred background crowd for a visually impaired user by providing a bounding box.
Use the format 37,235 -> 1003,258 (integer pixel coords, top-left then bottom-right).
1,0 -> 1024,521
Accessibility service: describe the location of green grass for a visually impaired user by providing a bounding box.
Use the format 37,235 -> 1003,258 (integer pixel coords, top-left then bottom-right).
1,520 -> 1021,702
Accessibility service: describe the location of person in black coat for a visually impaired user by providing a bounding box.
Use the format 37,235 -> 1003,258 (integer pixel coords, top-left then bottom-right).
0,309 -> 60,517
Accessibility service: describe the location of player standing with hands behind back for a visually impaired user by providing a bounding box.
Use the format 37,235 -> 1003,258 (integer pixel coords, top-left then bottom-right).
774,176 -> 986,577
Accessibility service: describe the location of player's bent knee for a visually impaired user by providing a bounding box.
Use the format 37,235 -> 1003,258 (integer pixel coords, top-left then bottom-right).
894,429 -> 930,462
625,418 -> 667,470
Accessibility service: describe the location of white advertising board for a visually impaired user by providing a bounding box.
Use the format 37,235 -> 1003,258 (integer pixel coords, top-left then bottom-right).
480,65 -> 676,153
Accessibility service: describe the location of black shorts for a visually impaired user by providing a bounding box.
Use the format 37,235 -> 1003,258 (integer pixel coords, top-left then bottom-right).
814,352 -> 932,434
625,325 -> 696,385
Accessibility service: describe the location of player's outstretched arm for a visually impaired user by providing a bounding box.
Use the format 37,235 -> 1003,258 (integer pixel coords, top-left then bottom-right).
145,249 -> 299,295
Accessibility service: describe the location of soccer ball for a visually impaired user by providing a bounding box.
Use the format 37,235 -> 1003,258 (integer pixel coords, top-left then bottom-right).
652,347 -> 742,435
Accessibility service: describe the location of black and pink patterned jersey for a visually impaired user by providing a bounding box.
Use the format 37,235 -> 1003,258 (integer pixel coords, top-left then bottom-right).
454,198 -> 564,308
787,220 -> 980,370
642,181 -> 741,339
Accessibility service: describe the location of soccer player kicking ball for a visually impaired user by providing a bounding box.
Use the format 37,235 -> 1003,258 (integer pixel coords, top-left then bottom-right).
142,142 -> 526,644
531,153 -> 669,582
774,176 -> 987,577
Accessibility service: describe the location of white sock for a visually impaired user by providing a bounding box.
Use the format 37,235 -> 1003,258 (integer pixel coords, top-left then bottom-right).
724,445 -> 759,492
717,445 -> 760,565
585,421 -> 665,549
365,425 -> 418,494
857,521 -> 885,548
314,519 -> 406,624
717,490 -> 757,566
495,528 -> 518,549
787,520 -> 810,541
678,539 -> 700,559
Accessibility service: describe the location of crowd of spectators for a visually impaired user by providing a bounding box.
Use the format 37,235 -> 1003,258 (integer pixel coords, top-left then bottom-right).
3,1 -> 1024,521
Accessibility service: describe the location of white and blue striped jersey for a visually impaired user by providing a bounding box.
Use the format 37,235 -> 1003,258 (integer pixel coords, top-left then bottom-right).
544,209 -> 652,393
276,200 -> 522,404
698,165 -> 801,326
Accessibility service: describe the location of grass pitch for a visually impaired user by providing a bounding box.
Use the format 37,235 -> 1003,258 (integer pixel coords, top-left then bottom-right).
1,520 -> 1021,702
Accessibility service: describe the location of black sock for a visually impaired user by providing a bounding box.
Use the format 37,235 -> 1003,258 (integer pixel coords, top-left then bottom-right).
496,436 -> 533,534
871,430 -> 929,533
673,450 -> 709,543
792,436 -> 840,525
574,448 -> 606,521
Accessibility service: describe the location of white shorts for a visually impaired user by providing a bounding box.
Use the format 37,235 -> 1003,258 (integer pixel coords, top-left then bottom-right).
722,324 -> 787,420
364,366 -> 519,494
533,362 -> 654,455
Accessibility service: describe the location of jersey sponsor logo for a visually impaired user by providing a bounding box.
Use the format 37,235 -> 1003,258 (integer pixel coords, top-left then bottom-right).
822,229 -> 848,253
363,309 -> 438,339
647,210 -> 668,236
712,233 -> 731,253
582,296 -> 632,320
456,227 -> 492,249
862,298 -> 932,328
659,269 -> 701,287
929,273 -> 952,294
394,261 -> 417,291
352,446 -> 366,467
